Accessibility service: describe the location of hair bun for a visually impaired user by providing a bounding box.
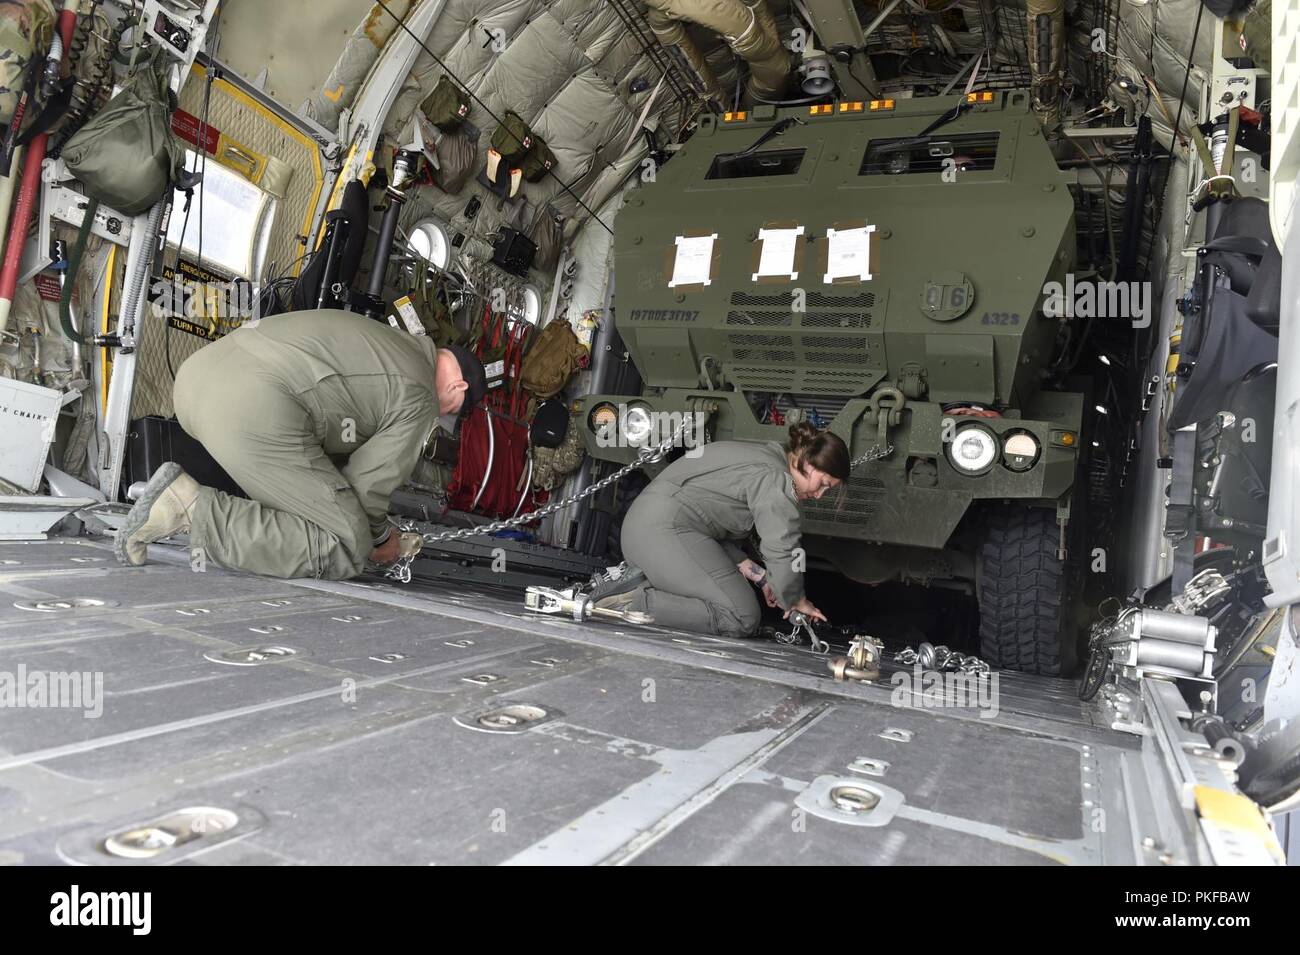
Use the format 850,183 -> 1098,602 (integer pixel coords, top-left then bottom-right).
787,421 -> 819,452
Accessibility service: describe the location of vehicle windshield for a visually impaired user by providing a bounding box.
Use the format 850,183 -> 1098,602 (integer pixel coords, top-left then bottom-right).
859,131 -> 999,176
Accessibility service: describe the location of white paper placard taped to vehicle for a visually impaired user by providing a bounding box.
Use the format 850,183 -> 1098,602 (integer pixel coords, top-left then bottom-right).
753,226 -> 803,281
824,225 -> 876,283
669,233 -> 717,287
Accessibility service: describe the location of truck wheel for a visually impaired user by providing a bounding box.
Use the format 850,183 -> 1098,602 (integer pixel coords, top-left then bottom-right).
977,506 -> 1076,676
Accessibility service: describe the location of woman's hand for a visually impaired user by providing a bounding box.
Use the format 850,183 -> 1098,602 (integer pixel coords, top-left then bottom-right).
785,597 -> 827,625
739,560 -> 777,605
737,559 -> 767,584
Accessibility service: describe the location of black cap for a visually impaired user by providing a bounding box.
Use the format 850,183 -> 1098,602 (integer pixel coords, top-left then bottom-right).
444,344 -> 487,415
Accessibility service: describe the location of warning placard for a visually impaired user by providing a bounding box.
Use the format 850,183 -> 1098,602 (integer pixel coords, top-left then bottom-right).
148,259 -> 253,341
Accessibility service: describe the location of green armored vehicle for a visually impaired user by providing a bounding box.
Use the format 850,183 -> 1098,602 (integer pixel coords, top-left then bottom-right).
581,91 -> 1087,675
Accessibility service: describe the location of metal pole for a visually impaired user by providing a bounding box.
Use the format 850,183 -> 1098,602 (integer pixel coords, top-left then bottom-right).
862,0 -> 905,39
940,50 -> 985,96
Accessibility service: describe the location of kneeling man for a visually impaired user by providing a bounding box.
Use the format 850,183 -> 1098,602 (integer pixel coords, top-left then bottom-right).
115,309 -> 486,579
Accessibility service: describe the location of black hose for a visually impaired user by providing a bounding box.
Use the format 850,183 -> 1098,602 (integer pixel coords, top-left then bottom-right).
58,198 -> 98,345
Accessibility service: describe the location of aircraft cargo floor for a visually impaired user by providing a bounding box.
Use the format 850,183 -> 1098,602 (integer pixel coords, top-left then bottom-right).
0,536 -> 1168,865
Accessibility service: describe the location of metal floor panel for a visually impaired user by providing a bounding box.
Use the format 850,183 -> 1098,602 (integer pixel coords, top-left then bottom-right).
627,784 -> 1064,866
0,537 -> 1149,865
759,706 -> 1087,839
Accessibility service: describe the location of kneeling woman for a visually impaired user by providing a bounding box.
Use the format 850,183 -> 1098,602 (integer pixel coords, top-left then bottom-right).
597,423 -> 849,638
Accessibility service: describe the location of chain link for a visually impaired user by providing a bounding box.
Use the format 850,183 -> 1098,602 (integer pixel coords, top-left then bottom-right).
383,416 -> 696,581
851,444 -> 894,468
1166,568 -> 1231,616
894,643 -> 990,676
385,426 -> 894,583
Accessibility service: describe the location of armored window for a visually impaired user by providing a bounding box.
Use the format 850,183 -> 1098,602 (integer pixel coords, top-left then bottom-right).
858,132 -> 999,176
706,147 -> 805,180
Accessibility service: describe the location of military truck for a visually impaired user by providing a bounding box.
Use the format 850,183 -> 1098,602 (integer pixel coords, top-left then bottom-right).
580,90 -> 1087,675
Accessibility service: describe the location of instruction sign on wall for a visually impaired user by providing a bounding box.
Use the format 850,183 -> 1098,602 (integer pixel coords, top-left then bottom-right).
148,259 -> 253,341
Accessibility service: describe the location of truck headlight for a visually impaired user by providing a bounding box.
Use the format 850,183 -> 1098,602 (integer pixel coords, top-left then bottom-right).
1002,431 -> 1040,472
622,404 -> 654,446
948,424 -> 997,475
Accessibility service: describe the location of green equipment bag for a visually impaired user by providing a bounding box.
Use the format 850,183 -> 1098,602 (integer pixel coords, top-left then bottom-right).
0,0 -> 53,126
519,129 -> 557,182
420,74 -> 470,131
526,202 -> 564,272
62,54 -> 186,216
490,110 -> 533,162
520,319 -> 586,399
434,125 -> 478,194
1240,0 -> 1270,73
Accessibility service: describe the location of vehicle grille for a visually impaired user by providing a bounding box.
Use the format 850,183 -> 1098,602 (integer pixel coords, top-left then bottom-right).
730,290 -> 876,309
720,287 -> 879,391
802,473 -> 887,520
726,310 -> 794,326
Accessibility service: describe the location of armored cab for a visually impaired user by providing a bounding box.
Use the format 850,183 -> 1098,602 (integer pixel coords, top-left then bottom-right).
582,91 -> 1088,673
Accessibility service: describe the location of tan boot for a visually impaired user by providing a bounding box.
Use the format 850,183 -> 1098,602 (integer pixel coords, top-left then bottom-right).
593,590 -> 640,613
114,463 -> 202,566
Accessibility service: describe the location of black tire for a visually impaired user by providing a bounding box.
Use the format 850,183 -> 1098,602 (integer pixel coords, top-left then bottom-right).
977,506 -> 1076,676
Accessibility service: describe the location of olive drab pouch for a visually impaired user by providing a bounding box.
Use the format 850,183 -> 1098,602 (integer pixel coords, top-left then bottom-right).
0,0 -> 53,126
490,109 -> 534,162
420,74 -> 471,131
62,53 -> 186,215
520,319 -> 586,399
434,124 -> 477,194
519,129 -> 557,183
527,202 -> 564,272
1240,0 -> 1270,72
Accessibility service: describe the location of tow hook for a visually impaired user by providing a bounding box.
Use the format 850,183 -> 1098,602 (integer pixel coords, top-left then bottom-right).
829,635 -> 884,682
524,585 -> 654,625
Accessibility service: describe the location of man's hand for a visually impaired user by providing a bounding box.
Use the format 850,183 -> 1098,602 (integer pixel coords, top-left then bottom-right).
761,581 -> 779,608
785,597 -> 827,625
370,532 -> 401,565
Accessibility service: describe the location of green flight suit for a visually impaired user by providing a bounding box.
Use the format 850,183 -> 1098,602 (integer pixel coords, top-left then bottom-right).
620,440 -> 805,638
172,309 -> 439,579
